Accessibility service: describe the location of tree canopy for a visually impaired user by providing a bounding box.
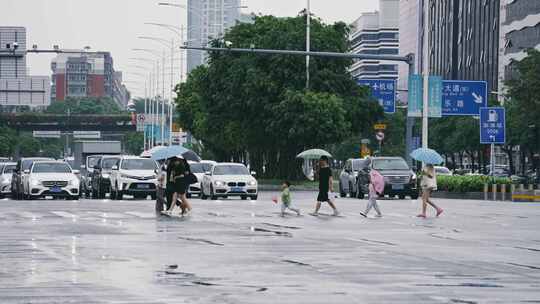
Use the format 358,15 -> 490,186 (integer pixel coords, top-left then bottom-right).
175,15 -> 383,179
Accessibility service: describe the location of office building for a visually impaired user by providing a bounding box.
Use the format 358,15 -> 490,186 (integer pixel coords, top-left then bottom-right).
186,0 -> 241,73
0,26 -> 50,107
499,0 -> 540,91
349,0 -> 400,80
397,0 -> 421,101
51,52 -> 129,107
428,0 -> 500,93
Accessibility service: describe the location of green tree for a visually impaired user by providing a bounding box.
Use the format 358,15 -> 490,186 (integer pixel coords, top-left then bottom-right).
175,15 -> 382,179
124,132 -> 144,155
46,97 -> 123,115
506,49 -> 540,174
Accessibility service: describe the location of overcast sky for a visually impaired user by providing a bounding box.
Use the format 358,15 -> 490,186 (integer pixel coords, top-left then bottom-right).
1,0 -> 378,97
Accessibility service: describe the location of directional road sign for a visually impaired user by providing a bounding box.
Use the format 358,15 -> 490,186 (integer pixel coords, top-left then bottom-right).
358,79 -> 396,114
480,107 -> 505,144
442,80 -> 487,116
407,74 -> 423,117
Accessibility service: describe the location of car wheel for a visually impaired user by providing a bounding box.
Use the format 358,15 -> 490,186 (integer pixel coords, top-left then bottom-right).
349,182 -> 356,198
357,191 -> 365,199
410,192 -> 419,200
71,195 -> 80,200
116,191 -> 123,200
339,183 -> 346,197
241,195 -> 247,200
250,195 -> 258,201
186,193 -> 192,199
399,195 -> 406,200
110,187 -> 116,200
210,186 -> 217,200
150,194 -> 157,200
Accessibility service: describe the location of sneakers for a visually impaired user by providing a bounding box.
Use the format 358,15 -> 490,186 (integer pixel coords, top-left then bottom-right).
359,212 -> 367,218
309,212 -> 319,217
416,213 -> 426,218
375,214 -> 383,218
436,208 -> 444,217
296,210 -> 301,216
332,210 -> 340,217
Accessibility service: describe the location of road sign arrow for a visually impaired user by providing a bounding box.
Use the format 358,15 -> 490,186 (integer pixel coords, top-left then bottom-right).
472,92 -> 483,104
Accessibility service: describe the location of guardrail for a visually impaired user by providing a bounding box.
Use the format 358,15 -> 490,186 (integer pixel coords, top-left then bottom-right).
483,183 -> 540,202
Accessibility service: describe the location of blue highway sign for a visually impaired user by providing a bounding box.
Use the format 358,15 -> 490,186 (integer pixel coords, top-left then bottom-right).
442,80 -> 487,116
358,79 -> 396,114
480,107 -> 505,144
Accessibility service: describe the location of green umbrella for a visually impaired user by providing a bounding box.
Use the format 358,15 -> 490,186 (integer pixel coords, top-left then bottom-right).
296,149 -> 332,160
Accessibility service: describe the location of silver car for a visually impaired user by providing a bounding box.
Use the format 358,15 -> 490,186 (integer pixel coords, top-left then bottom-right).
338,158 -> 369,198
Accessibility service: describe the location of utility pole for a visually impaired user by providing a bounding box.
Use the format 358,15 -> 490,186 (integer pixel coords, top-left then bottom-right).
306,0 -> 311,90
421,0 -> 430,149
161,50 -> 166,146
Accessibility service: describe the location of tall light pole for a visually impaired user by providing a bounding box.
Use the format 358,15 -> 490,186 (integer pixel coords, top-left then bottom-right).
306,0 -> 311,90
421,0 -> 430,150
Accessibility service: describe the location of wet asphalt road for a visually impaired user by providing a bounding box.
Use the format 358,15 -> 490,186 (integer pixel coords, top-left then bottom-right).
0,192 -> 539,304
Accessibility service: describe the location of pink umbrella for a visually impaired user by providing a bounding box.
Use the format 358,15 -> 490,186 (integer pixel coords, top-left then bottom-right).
370,169 -> 385,194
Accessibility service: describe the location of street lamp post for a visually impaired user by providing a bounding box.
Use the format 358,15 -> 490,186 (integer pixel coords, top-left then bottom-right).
421,0 -> 430,150
306,0 -> 310,90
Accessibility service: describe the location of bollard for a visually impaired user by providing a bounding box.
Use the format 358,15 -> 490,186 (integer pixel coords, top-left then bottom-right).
511,184 -> 516,202
501,184 -> 506,201
520,184 -> 525,191
484,184 -> 489,201
529,184 -> 534,191
492,184 -> 497,201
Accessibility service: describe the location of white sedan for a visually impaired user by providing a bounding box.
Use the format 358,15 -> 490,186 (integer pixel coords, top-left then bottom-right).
26,161 -> 80,200
201,163 -> 258,200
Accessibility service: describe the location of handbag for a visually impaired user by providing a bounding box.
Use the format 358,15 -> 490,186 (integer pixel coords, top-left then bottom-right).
186,172 -> 198,185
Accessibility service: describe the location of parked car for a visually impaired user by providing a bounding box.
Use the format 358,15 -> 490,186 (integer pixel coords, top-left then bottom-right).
80,155 -> 102,197
11,157 -> 54,200
357,157 -> 419,199
0,157 -> 10,163
25,161 -> 80,200
109,156 -> 158,200
489,167 -> 510,178
434,166 -> 453,176
201,163 -> 258,200
339,158 -> 369,198
187,160 -> 217,198
91,155 -> 121,199
0,162 -> 16,198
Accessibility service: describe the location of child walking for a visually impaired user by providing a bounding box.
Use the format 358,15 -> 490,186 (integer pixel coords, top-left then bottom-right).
360,169 -> 384,218
279,181 -> 300,217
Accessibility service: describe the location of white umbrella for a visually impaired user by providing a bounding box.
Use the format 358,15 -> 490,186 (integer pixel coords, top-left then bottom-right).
296,149 -> 332,160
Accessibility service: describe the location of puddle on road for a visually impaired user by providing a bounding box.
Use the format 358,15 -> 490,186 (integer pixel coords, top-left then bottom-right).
514,246 -> 540,253
450,299 -> 478,304
282,259 -> 312,267
262,223 -> 301,230
506,263 -> 540,270
178,236 -> 224,246
417,283 -> 504,288
250,227 -> 292,237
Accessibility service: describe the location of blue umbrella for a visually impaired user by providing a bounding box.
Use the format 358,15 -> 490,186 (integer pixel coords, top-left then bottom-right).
410,148 -> 443,165
150,145 -> 201,162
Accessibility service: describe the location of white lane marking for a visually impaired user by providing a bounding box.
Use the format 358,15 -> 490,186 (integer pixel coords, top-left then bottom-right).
14,211 -> 42,219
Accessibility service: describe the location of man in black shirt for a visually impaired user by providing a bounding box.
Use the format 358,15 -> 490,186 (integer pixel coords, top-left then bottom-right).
311,156 -> 339,216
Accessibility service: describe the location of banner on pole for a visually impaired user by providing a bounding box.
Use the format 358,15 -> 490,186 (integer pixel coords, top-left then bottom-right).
407,74 -> 423,117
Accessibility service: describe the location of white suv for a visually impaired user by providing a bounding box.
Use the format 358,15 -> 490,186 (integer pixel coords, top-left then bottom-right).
109,156 -> 158,200
201,163 -> 258,200
26,161 -> 80,200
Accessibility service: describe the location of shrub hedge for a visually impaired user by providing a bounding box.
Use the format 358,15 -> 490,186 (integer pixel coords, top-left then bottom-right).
436,175 -> 511,193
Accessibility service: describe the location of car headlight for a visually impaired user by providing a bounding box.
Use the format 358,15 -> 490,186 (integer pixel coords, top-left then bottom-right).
411,173 -> 417,180
248,180 -> 257,186
30,179 -> 40,186
214,180 -> 226,186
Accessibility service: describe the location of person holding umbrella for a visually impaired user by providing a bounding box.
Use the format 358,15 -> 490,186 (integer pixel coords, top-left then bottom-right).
312,156 -> 339,216
410,148 -> 444,218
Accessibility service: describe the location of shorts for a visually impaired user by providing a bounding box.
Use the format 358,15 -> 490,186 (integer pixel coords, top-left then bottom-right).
173,178 -> 188,195
317,191 -> 330,202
